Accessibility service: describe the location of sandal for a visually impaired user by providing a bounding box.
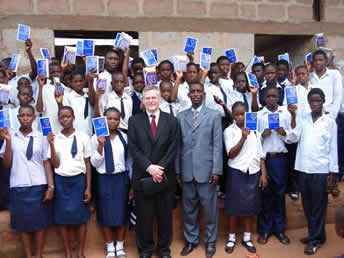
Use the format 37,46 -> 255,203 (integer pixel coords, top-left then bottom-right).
241,239 -> 256,253
225,240 -> 236,254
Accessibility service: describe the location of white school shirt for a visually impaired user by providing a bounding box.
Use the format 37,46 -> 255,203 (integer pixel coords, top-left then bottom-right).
8,74 -> 33,107
93,70 -> 113,110
48,130 -> 91,177
228,90 -> 258,112
176,81 -> 192,112
11,104 -> 40,132
90,133 -> 127,174
204,80 -> 232,117
0,130 -> 48,188
292,112 -> 338,174
159,99 -> 180,117
279,78 -> 292,87
224,123 -> 265,175
257,106 -> 293,153
156,80 -> 175,89
63,91 -> 94,136
310,68 -> 342,119
339,75 -> 344,113
100,91 -> 133,130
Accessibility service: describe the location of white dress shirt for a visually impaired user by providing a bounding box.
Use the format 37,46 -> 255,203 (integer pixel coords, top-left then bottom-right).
159,99 -> 180,117
147,110 -> 160,127
279,78 -> 292,87
228,90 -> 258,112
177,81 -> 192,112
9,73 -> 33,107
204,80 -> 232,117
11,104 -> 40,132
48,130 -> 91,177
0,130 -> 48,188
224,123 -> 265,174
310,68 -> 343,119
292,112 -> 338,174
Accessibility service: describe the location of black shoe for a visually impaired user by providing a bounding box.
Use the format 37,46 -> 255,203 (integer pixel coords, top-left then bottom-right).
304,243 -> 321,255
275,233 -> 290,245
225,240 -> 236,254
205,242 -> 216,257
241,239 -> 256,253
180,242 -> 198,256
288,192 -> 299,200
139,255 -> 152,258
300,237 -> 310,244
257,233 -> 270,245
160,256 -> 171,258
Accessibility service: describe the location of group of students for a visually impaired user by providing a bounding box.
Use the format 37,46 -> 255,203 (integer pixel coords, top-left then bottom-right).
0,38 -> 342,258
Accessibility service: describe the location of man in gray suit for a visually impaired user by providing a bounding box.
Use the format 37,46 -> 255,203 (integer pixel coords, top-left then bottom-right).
176,81 -> 223,258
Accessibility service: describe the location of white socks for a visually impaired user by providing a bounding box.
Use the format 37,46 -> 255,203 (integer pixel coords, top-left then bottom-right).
243,232 -> 253,246
106,242 -> 115,253
116,241 -> 125,256
227,233 -> 236,247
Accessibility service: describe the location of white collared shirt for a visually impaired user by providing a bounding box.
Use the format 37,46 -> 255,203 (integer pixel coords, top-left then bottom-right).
159,99 -> 180,117
48,130 -> 91,177
90,133 -> 127,174
100,91 -> 133,130
292,112 -> 338,174
204,80 -> 232,117
257,106 -> 293,153
224,123 -> 265,174
228,90 -> 258,112
11,104 -> 40,132
282,84 -> 315,117
177,81 -> 192,112
146,109 -> 160,127
9,73 -> 33,108
279,78 -> 292,87
310,68 -> 342,119
63,90 -> 94,136
0,130 -> 48,188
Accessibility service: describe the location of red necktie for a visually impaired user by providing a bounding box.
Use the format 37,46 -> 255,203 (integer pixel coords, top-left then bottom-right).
151,114 -> 156,138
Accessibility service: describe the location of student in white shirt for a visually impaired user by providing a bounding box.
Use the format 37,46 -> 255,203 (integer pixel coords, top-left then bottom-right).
159,80 -> 180,116
257,86 -> 296,246
290,88 -> 338,255
216,56 -> 231,80
260,64 -> 285,106
47,106 -> 91,258
95,71 -> 133,132
91,107 -> 131,258
131,73 -> 145,116
277,60 -> 292,88
223,101 -> 267,255
156,60 -> 174,88
310,49 -> 342,119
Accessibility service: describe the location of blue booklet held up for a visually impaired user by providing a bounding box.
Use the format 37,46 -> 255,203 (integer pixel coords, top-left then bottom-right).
184,37 -> 198,53
39,117 -> 53,136
40,48 -> 51,61
9,54 -> 20,72
114,33 -> 122,47
93,117 -> 109,137
246,72 -> 259,88
54,78 -> 64,95
151,49 -> 158,62
285,87 -> 298,104
143,67 -> 158,86
83,40 -> 95,56
268,113 -> 280,130
0,109 -> 11,128
0,84 -> 11,105
245,112 -> 258,131
96,78 -> 107,91
200,53 -> 211,70
202,47 -> 212,55
278,53 -> 290,63
76,40 -> 83,56
17,24 -> 30,41
98,57 -> 105,72
86,56 -> 99,74
305,52 -> 312,64
141,49 -> 158,66
225,48 -> 238,64
63,46 -> 76,64
37,59 -> 49,77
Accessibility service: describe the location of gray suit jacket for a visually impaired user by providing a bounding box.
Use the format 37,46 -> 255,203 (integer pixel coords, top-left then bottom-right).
176,106 -> 223,183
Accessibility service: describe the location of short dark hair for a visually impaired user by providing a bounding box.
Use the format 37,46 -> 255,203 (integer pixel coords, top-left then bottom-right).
308,88 -> 325,102
104,107 -> 121,117
157,60 -> 174,72
295,65 -> 308,73
187,62 -> 200,73
265,63 -> 277,71
188,80 -> 204,91
263,85 -> 280,96
159,80 -> 173,88
234,71 -> 248,83
252,62 -> 265,71
216,56 -> 230,64
232,101 -> 248,113
19,104 -> 35,115
58,106 -> 74,116
71,70 -> 85,80
312,49 -> 327,61
276,59 -> 289,68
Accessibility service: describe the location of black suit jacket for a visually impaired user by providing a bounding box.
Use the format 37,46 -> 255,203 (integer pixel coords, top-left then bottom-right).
131,92 -> 142,115
128,110 -> 179,191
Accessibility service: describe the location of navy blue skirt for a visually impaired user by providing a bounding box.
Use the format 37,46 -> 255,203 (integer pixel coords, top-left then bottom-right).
96,172 -> 129,227
224,167 -> 261,216
10,185 -> 53,232
54,174 -> 91,225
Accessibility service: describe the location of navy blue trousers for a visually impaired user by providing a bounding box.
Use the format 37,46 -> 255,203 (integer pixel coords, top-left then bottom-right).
0,160 -> 10,210
298,172 -> 328,245
336,113 -> 344,177
258,155 -> 288,234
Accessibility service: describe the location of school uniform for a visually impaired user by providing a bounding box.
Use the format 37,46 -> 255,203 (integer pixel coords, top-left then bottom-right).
228,89 -> 258,112
131,91 -> 142,116
0,130 -> 53,232
90,130 -> 131,227
63,90 -> 94,136
337,76 -> 344,177
99,91 -> 133,131
204,80 -> 232,117
8,74 -> 33,108
156,80 -> 175,88
176,81 -> 192,112
11,102 -> 40,132
257,106 -> 293,235
260,81 -> 285,106
0,139 -> 10,210
291,112 -> 338,245
159,99 -> 180,117
48,130 -> 91,225
310,68 -> 342,119
223,123 -> 265,216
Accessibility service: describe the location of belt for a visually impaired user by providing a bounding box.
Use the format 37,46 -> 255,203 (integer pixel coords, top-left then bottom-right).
266,152 -> 286,158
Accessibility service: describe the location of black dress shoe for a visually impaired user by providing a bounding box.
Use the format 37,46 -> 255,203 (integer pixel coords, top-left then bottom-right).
139,255 -> 151,258
241,239 -> 256,253
160,255 -> 171,258
205,243 -> 216,257
275,233 -> 290,245
225,240 -> 236,254
300,237 -> 310,244
257,233 -> 270,245
180,242 -> 198,256
304,243 -> 321,255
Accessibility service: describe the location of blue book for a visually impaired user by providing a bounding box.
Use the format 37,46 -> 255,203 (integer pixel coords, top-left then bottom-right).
98,57 -> 105,72
86,56 -> 98,74
9,54 -> 20,72
54,78 -> 64,95
141,50 -> 158,66
83,40 -> 95,56
316,33 -> 325,48
305,52 -> 312,64
0,84 -> 11,105
40,48 -> 51,61
246,72 -> 259,87
278,53 -> 290,63
37,59 -> 49,77
268,113 -> 280,130
63,46 -> 76,64
39,117 -> 53,136
184,37 -> 197,53
93,117 -> 109,137
143,67 -> 158,86
151,49 -> 158,62
17,24 -> 30,41
114,33 -> 122,47
76,40 -> 83,56
285,87 -> 298,104
0,109 -> 11,128
245,112 -> 258,131
202,47 -> 212,55
225,48 -> 238,64
200,53 -> 211,70
96,78 -> 107,91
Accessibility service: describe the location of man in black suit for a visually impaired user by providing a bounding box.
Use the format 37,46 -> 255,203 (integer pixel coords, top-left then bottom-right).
128,85 -> 179,258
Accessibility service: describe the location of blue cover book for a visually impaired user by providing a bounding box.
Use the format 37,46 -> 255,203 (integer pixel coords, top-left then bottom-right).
202,47 -> 212,55
285,87 -> 298,104
200,53 -> 211,70
37,59 -> 49,77
268,113 -> 280,130
225,49 -> 238,64
96,78 -> 107,91
305,53 -> 312,64
93,117 -> 109,137
86,56 -> 98,74
246,72 -> 259,87
278,53 -> 290,63
98,57 -> 105,72
114,33 -> 122,47
184,37 -> 197,53
151,49 -> 158,62
39,117 -> 53,136
245,112 -> 258,131
54,78 -> 64,95
76,41 -> 83,56
17,24 -> 30,41
0,109 -> 11,128
143,68 -> 158,86
9,54 -> 20,72
83,40 -> 95,56
40,48 -> 51,61
141,50 -> 158,66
